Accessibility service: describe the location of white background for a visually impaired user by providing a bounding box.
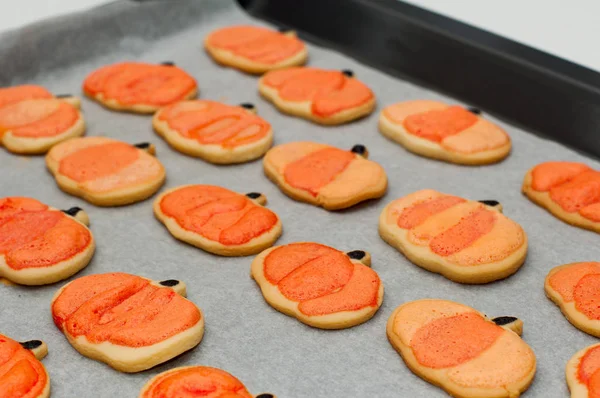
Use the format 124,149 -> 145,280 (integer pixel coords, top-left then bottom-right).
0,0 -> 599,72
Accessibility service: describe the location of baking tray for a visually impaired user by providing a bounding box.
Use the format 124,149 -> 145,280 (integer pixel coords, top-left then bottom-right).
0,0 -> 599,397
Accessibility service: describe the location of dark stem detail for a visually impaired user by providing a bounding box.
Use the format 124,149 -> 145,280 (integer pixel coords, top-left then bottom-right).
277,27 -> 290,33
62,207 -> 82,217
467,107 -> 482,115
246,192 -> 262,199
20,340 -> 42,350
161,61 -> 175,66
55,94 -> 72,98
134,142 -> 151,149
159,279 -> 179,287
255,395 -> 275,398
351,144 -> 366,155
492,316 -> 518,326
479,200 -> 500,207
239,103 -> 255,110
346,250 -> 366,260
341,69 -> 354,77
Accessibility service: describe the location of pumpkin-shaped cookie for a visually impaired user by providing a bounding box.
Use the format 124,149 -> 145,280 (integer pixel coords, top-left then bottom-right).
523,161 -> 600,233
0,335 -> 49,398
0,85 -> 85,154
51,272 -> 204,373
251,242 -> 383,329
205,25 -> 307,74
139,366 -> 274,398
567,343 -> 600,398
154,185 -> 282,256
387,299 -> 536,398
46,137 -> 166,206
379,100 -> 511,165
258,67 -> 375,124
263,142 -> 387,210
153,100 -> 273,164
379,189 -> 527,283
0,196 -> 94,286
83,62 -> 197,113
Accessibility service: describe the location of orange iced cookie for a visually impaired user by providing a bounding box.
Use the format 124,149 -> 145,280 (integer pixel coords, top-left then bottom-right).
51,272 -> 204,372
0,196 -> 94,286
139,366 -> 274,398
379,190 -> 527,283
205,25 -> 307,74
387,299 -> 536,398
153,100 -> 273,164
154,185 -> 282,256
263,142 -> 387,210
258,67 -> 375,125
523,161 -> 600,233
379,100 -> 511,165
545,262 -> 600,337
251,242 -> 383,329
0,85 -> 85,154
566,343 -> 600,398
0,334 -> 50,398
46,137 -> 166,206
83,62 -> 197,113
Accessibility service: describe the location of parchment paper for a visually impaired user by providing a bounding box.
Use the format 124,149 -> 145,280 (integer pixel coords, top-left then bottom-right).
1,1 -> 599,397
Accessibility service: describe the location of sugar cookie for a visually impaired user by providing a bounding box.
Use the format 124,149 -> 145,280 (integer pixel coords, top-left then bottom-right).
0,85 -> 85,154
154,185 -> 282,256
251,242 -> 383,329
387,299 -> 536,398
566,343 -> 600,398
0,334 -> 50,398
263,142 -> 387,210
0,196 -> 94,286
46,137 -> 166,206
153,100 -> 272,164
258,67 -> 375,125
523,161 -> 600,233
379,190 -> 527,283
51,272 -> 204,373
379,100 -> 511,165
83,62 -> 197,113
205,25 -> 307,74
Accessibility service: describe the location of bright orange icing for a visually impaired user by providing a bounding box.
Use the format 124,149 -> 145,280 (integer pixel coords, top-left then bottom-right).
158,101 -> 270,148
83,62 -> 196,106
0,197 -> 91,270
141,366 -> 253,398
159,185 -> 278,246
579,346 -> 600,384
0,99 -> 79,138
429,208 -> 496,256
207,25 -> 304,65
410,312 -> 502,368
52,273 -> 201,347
397,196 -> 465,229
0,85 -> 52,109
404,106 -> 478,143
0,334 -> 47,398
263,243 -> 380,316
574,274 -> 600,320
549,170 -> 600,212
283,147 -> 355,196
262,67 -> 374,117
548,262 -> 600,302
530,161 -> 590,191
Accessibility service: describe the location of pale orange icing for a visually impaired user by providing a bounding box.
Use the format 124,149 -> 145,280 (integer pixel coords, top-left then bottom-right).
158,100 -> 270,148
548,262 -> 600,302
263,243 -> 380,316
52,273 -> 201,347
429,208 -> 496,256
0,334 -> 47,398
0,99 -> 79,138
159,185 -> 278,246
397,196 -> 465,229
441,119 -> 509,154
404,106 -> 478,143
141,366 -> 253,398
0,85 -> 52,108
207,25 -> 304,65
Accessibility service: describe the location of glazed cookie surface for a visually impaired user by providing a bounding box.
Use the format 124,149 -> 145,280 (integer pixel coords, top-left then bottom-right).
387,299 -> 536,398
379,189 -> 527,283
51,272 -> 204,373
258,67 -> 375,125
251,242 -> 383,329
379,100 -> 511,165
83,62 -> 197,113
567,343 -> 600,398
0,196 -> 94,286
263,142 -> 387,210
0,334 -> 50,398
154,185 -> 282,256
0,85 -> 85,154
523,161 -> 600,233
153,100 -> 273,164
46,137 -> 166,206
205,25 -> 307,74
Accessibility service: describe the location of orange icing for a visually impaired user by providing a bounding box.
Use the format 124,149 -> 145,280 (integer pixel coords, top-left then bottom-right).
0,85 -> 52,109
549,170 -> 600,212
283,147 -> 355,196
158,101 -> 270,148
0,197 -> 91,270
0,99 -> 79,138
574,274 -> 600,320
0,334 -> 47,398
52,273 -> 201,347
410,312 -> 502,369
263,243 -> 380,316
578,346 -> 600,384
547,262 -> 600,302
397,196 -> 465,229
207,25 -> 304,65
141,366 -> 252,398
262,67 -> 374,117
404,106 -> 478,143
159,185 -> 278,246
530,161 -> 590,191
429,208 -> 495,257
83,62 -> 196,106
